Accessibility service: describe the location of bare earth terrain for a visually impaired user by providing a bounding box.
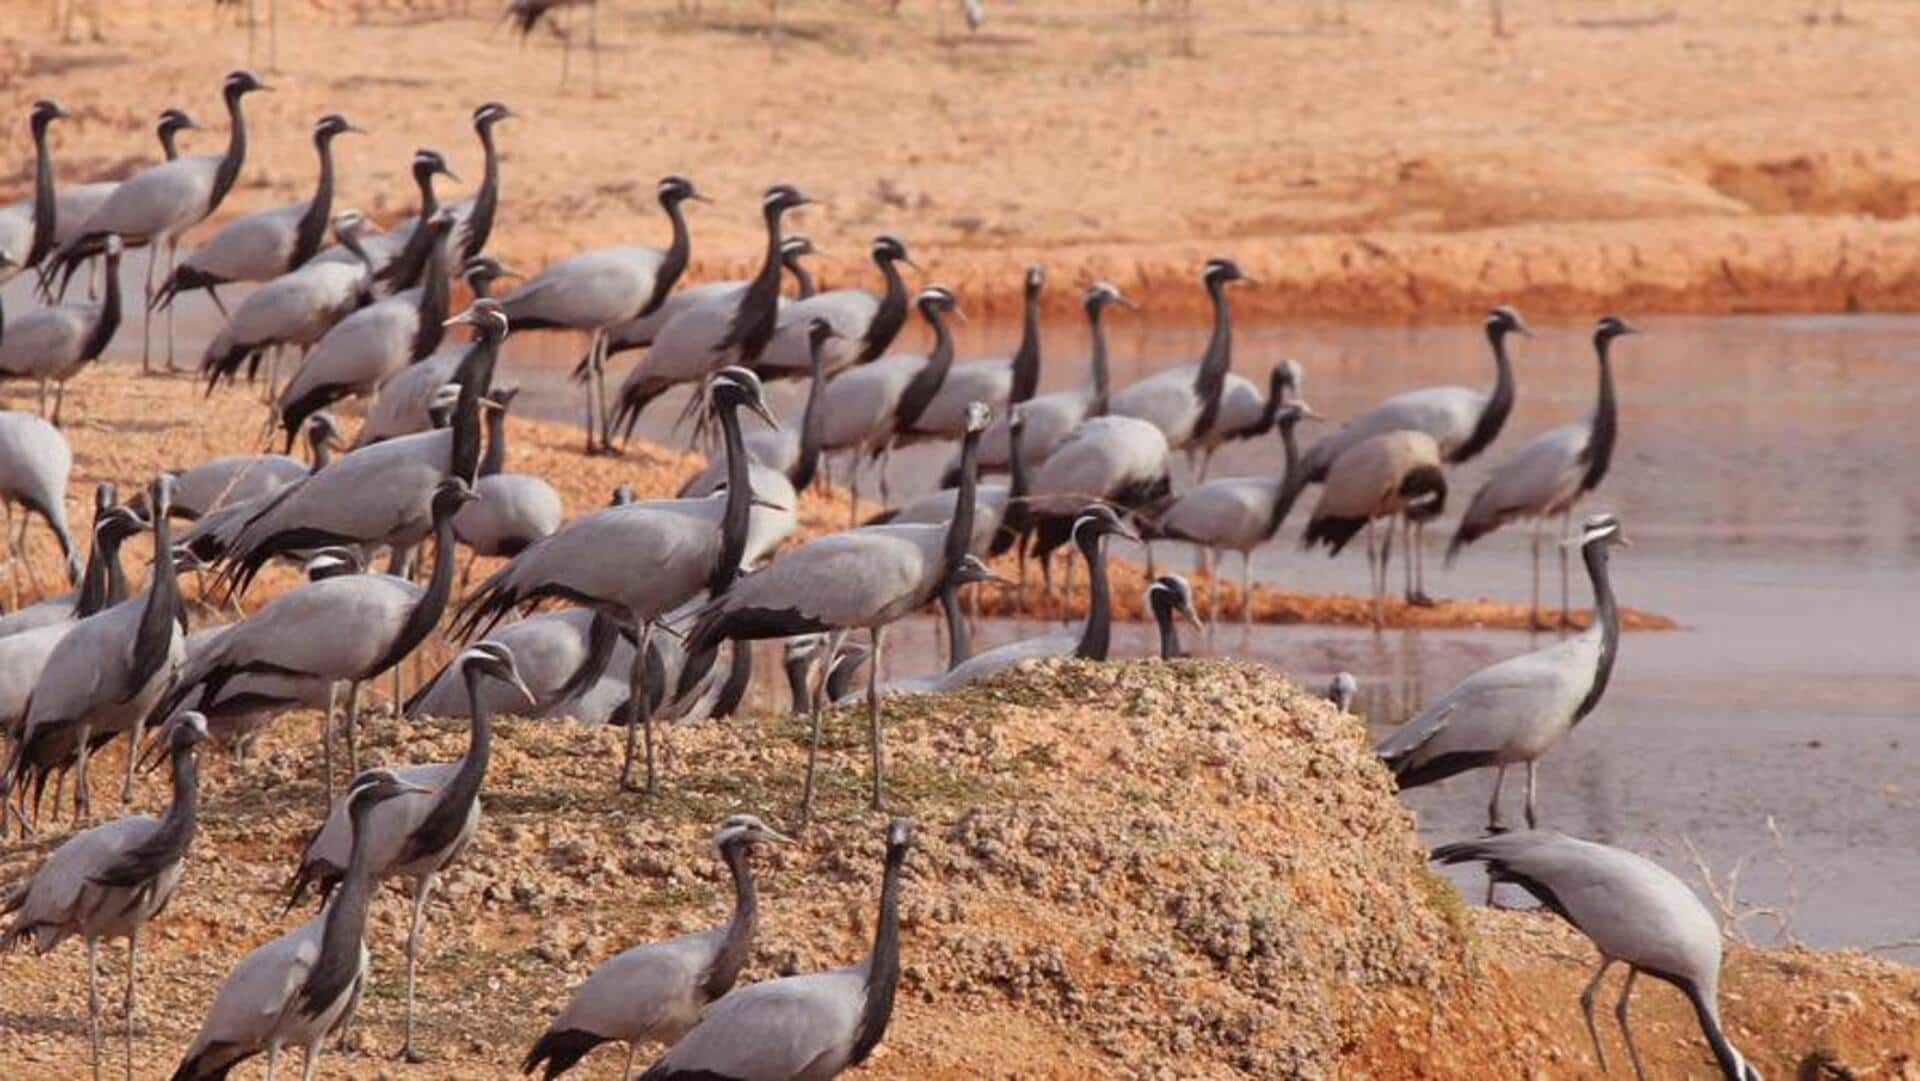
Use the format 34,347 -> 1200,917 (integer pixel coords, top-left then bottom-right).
3,661 -> 1917,1079
3,1 -> 1919,318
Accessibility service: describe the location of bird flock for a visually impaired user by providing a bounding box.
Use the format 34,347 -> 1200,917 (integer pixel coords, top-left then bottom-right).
0,68 -> 1766,1080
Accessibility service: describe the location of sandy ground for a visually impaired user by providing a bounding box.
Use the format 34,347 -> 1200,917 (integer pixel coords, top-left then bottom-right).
1,661 -> 1913,1079
3,2 -> 1920,319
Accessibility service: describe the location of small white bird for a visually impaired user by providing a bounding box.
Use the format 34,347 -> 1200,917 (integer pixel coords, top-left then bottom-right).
523,815 -> 789,1079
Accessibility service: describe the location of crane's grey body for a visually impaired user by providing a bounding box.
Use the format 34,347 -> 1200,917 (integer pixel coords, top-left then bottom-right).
1378,514 -> 1625,828
409,609 -> 602,719
0,411 -> 81,585
1431,831 -> 1759,1080
1109,259 -> 1250,449
753,235 -> 913,380
173,620 -> 333,750
200,243 -> 370,374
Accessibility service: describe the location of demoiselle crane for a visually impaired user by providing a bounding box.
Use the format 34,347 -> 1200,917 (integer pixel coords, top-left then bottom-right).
147,413 -> 341,522
1301,305 -> 1530,604
1193,359 -> 1303,480
932,505 -> 1135,692
1432,831 -> 1761,1080
0,234 -> 124,424
960,281 -> 1130,484
1448,316 -> 1637,628
814,285 -> 960,520
676,318 -> 837,498
47,70 -> 270,372
352,147 -> 458,283
175,479 -> 479,793
5,474 -> 185,825
453,386 -> 564,568
1,712 -> 208,1081
450,103 -> 516,266
830,556 -> 1014,704
1302,429 -> 1446,627
1109,257 -> 1253,449
897,264 -> 1042,447
605,186 -> 815,443
752,234 -> 916,381
868,401 -> 1030,564
522,814 -> 789,1079
1147,574 -> 1201,660
275,211 -> 455,448
284,641 -> 531,1061
0,100 -> 73,284
1143,401 -> 1316,626
168,773 -> 423,1080
405,608 -> 614,720
198,210 -> 378,395
457,367 -> 780,793
352,254 -> 520,446
1378,514 -> 1629,828
499,175 -> 706,454
0,409 -> 82,599
218,295 -> 501,597
677,402 -> 991,816
153,112 -> 365,312
635,817 -> 913,1081
1024,414 -> 1170,614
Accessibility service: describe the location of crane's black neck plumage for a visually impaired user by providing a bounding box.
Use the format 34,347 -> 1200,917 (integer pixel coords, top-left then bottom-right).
287,126 -> 342,272
1189,273 -> 1235,442
1263,414 -> 1308,539
369,493 -> 464,680
940,585 -> 971,669
1675,979 -> 1747,1080
709,640 -> 754,720
1251,365 -> 1288,437
157,121 -> 184,161
208,83 -> 252,215
699,839 -> 759,1000
1151,591 -> 1183,660
783,246 -> 815,299
90,735 -> 199,893
790,339 -> 830,491
462,120 -> 502,263
893,301 -> 954,434
398,664 -> 493,867
722,200 -> 791,363
784,647 -> 815,716
1009,278 -> 1043,404
447,319 -> 501,484
78,247 -> 123,362
26,110 -> 59,270
859,253 -> 910,365
76,515 -> 134,616
707,395 -> 755,597
1448,321 -> 1518,464
1085,300 -> 1114,416
940,423 -> 983,586
407,221 -> 453,361
300,794 -> 382,1019
850,838 -> 908,1067
635,193 -> 692,319
1579,332 -> 1620,495
479,403 -> 508,478
1572,538 -> 1620,721
1073,529 -> 1114,661
125,504 -> 181,699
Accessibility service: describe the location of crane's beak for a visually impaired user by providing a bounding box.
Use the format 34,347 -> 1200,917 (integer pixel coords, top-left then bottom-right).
345,122 -> 369,135
950,304 -> 968,323
1113,522 -> 1142,545
754,825 -> 792,845
1113,293 -> 1138,311
750,497 -> 790,513
1179,596 -> 1204,630
748,399 -> 780,430
507,672 -> 536,707
443,307 -> 480,327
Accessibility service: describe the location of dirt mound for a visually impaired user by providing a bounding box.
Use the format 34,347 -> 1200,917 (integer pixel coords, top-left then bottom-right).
4,660 -> 1915,1077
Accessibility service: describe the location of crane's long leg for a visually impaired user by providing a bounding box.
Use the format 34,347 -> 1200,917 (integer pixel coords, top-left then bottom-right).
398,874 -> 433,1062
846,451 -> 861,527
1485,765 -> 1507,830
1062,547 -> 1077,626
86,937 -> 101,1081
298,1043 -> 317,1081
1524,760 -> 1539,829
1413,520 -> 1432,605
1559,508 -> 1574,629
1241,549 -> 1253,630
123,927 -> 138,1081
589,0 -> 601,94
1530,516 -> 1545,632
622,1042 -> 637,1080
867,624 -> 887,812
264,1041 -> 279,1081
165,240 -> 179,371
800,629 -> 848,824
38,378 -> 49,420
1578,958 -> 1614,1073
120,713 -> 145,803
343,680 -> 362,776
321,683 -> 337,802
142,246 -> 156,374
1200,546 -> 1216,627
1616,966 -> 1647,1081
618,621 -> 656,793
74,724 -> 93,823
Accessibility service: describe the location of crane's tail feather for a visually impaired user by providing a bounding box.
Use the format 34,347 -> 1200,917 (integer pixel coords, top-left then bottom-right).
521,1028 -> 607,1079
